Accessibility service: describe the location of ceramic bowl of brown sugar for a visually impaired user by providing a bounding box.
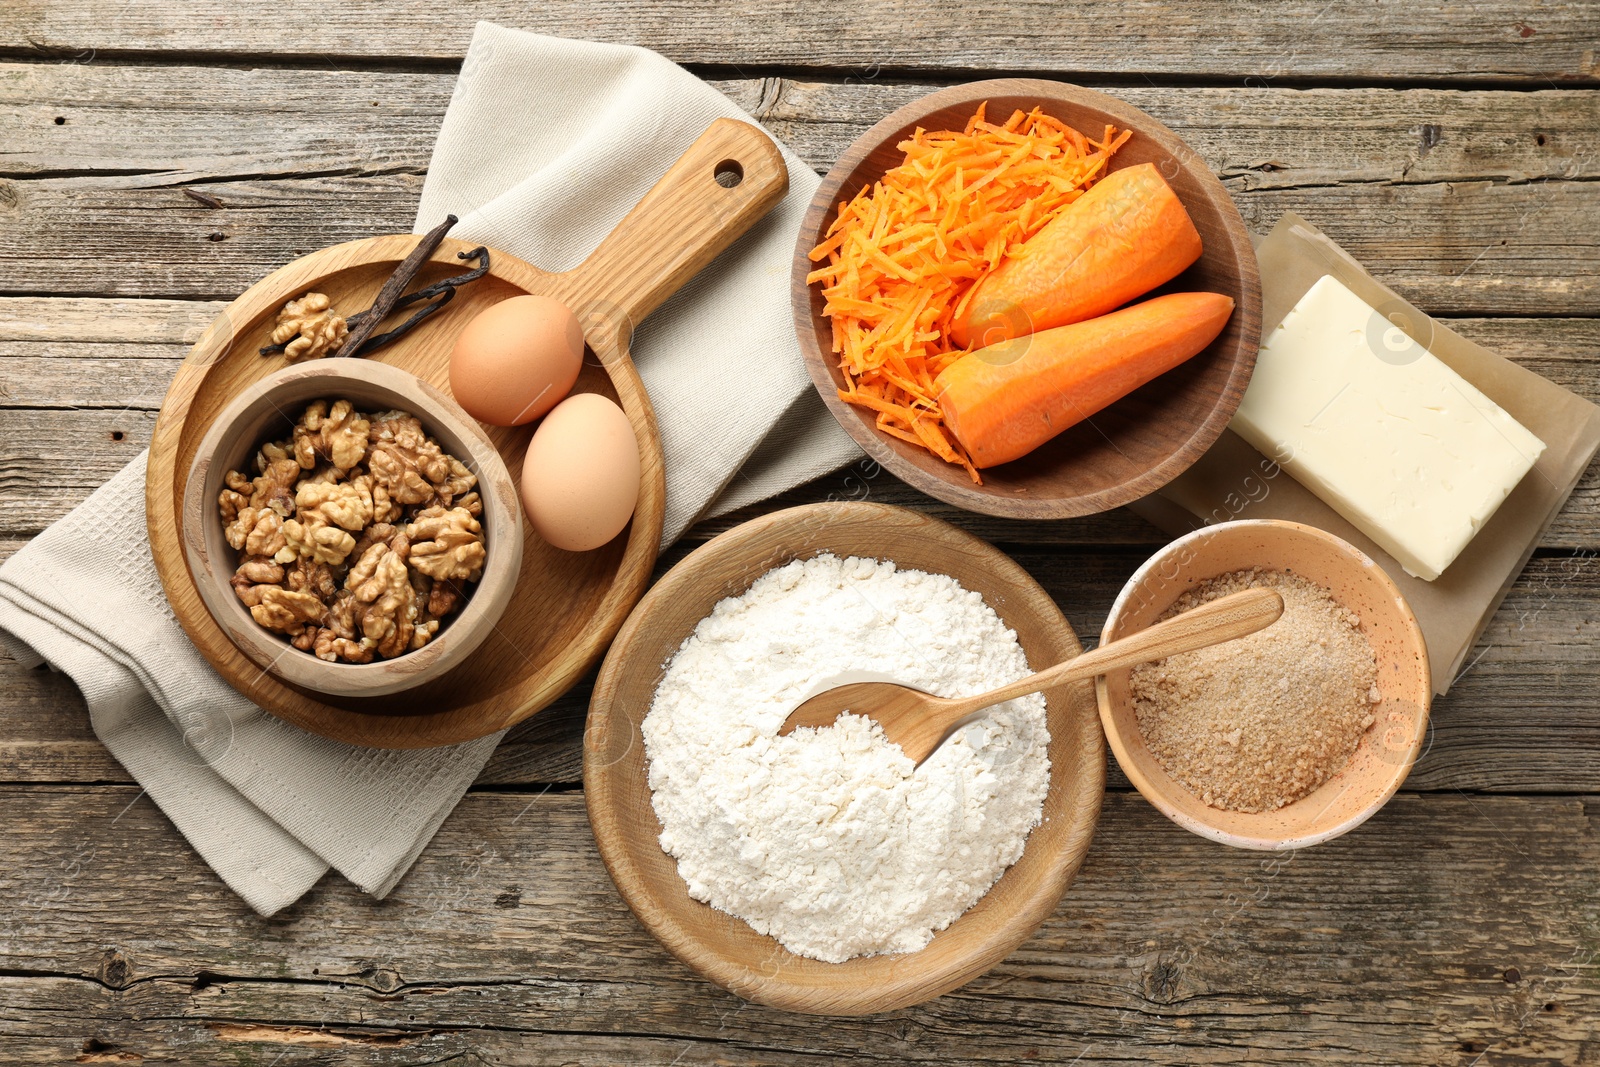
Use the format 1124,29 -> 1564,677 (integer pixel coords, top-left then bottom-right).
1097,519 -> 1430,850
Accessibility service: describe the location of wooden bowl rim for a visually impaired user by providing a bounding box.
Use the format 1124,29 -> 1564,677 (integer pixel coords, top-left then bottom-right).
584,501 -> 1107,1015
1096,519 -> 1432,849
791,77 -> 1263,519
181,358 -> 523,697
146,233 -> 667,748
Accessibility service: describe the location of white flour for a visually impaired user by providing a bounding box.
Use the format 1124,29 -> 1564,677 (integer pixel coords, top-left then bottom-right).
641,553 -> 1051,963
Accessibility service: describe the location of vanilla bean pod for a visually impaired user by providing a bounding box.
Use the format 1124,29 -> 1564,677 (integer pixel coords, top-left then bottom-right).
259,215 -> 490,358
343,246 -> 491,355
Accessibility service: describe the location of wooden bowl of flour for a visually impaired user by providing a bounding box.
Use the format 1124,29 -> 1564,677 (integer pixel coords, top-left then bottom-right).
583,501 -> 1106,1015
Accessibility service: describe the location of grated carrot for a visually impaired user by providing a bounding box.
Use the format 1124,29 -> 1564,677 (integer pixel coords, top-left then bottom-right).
809,104 -> 1131,481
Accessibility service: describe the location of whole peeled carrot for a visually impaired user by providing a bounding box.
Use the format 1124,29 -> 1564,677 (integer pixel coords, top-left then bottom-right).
948,162 -> 1204,350
935,291 -> 1235,468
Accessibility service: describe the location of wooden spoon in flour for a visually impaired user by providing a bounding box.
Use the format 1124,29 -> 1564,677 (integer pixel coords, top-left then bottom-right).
777,587 -> 1283,767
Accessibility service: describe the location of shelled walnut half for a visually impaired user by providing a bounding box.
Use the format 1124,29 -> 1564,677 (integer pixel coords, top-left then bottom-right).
270,292 -> 348,363
217,397 -> 486,664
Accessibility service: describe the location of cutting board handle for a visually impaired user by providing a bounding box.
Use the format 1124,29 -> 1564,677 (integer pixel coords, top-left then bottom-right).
572,117 -> 790,334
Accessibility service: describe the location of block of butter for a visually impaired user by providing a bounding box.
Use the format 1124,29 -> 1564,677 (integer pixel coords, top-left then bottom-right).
1231,274 -> 1546,581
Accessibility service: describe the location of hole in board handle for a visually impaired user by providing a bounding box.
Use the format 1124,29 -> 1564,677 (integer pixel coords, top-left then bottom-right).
714,159 -> 744,188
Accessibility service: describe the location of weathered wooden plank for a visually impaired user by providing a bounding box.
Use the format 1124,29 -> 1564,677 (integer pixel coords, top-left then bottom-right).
0,638 -> 591,787
0,297 -> 218,404
6,547 -> 1600,796
762,81 -> 1600,191
0,62 -> 452,178
0,408 -> 154,533
6,63 -> 1598,189
4,169 -> 1595,314
0,295 -> 221,342
0,786 -> 1595,1065
3,0 -> 1596,83
0,172 -> 427,299
0,354 -> 180,408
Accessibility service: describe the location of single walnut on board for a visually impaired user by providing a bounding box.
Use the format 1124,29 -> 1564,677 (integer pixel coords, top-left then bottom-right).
217,397 -> 484,664
270,292 -> 348,363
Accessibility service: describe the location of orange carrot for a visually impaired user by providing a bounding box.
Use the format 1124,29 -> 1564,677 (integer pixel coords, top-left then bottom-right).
948,162 -> 1204,350
936,291 -> 1235,468
808,105 -> 1132,481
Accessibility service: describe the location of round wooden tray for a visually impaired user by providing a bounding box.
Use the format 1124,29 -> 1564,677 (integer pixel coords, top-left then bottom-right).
585,502 -> 1106,1014
792,78 -> 1263,519
146,119 -> 789,748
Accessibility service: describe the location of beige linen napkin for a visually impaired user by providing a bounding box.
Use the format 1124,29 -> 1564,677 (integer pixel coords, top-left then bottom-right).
414,23 -> 861,542
0,454 -> 500,916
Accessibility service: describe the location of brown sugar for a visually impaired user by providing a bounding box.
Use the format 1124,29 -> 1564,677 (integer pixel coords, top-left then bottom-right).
1130,568 -> 1379,813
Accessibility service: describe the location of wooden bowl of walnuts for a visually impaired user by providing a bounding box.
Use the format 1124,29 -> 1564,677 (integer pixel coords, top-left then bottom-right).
181,359 -> 523,700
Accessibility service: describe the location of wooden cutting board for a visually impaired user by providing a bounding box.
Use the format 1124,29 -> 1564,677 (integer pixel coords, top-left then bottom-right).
144,119 -> 789,748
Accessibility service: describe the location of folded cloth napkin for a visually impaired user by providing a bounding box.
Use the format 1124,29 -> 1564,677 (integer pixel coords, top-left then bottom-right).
415,23 -> 861,542
0,455 -> 501,916
0,27 -> 859,916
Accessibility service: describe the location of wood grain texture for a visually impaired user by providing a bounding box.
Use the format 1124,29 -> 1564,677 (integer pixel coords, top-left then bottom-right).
3,0 -> 1596,82
3,68 -> 1597,313
6,168 -> 1596,315
586,502 -> 1105,1013
794,79 -> 1263,519
0,786 -> 1596,1064
760,82 -> 1600,189
5,65 -> 1598,188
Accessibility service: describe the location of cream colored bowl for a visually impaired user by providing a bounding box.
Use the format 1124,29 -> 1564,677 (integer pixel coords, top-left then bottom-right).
1098,519 -> 1430,849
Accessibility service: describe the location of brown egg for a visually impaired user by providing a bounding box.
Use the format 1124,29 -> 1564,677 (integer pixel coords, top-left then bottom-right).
520,393 -> 640,552
449,294 -> 583,426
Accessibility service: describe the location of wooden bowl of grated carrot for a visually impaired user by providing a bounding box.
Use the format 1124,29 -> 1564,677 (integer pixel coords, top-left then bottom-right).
792,79 -> 1262,519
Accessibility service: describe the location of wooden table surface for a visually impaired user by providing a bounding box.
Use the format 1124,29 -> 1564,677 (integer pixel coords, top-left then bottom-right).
3,3 -> 1599,1063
